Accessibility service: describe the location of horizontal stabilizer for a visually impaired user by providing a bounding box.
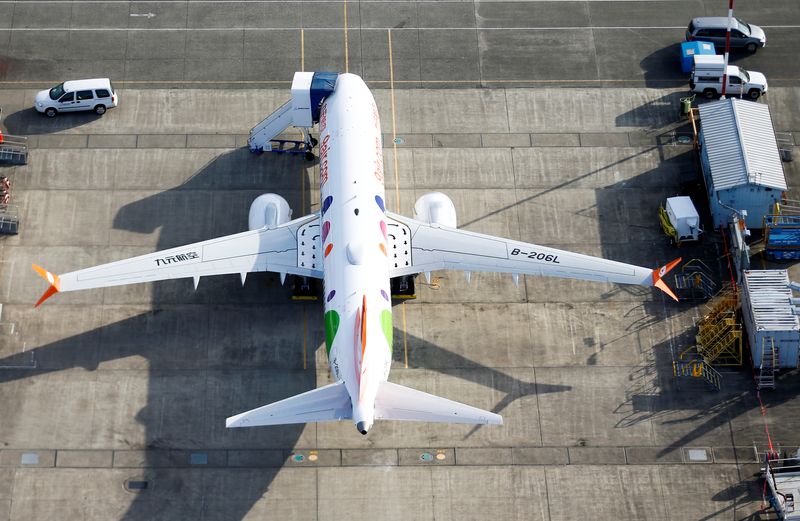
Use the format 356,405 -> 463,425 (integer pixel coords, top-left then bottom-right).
374,381 -> 503,425
226,381 -> 351,428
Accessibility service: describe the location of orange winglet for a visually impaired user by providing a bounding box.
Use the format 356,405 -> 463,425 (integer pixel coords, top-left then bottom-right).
651,258 -> 682,302
32,264 -> 61,307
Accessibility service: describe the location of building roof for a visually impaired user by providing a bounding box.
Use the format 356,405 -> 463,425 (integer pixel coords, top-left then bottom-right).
743,270 -> 800,332
699,98 -> 786,191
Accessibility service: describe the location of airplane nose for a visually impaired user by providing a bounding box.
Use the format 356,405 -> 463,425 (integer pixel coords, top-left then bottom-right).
356,421 -> 370,435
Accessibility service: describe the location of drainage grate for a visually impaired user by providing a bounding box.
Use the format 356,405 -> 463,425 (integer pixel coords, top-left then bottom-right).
687,448 -> 710,462
127,480 -> 148,490
20,453 -> 39,465
190,452 -> 208,465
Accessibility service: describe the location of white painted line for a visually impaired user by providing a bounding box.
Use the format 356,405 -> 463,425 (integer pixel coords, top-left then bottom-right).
1,26 -> 797,31
0,0 -> 720,3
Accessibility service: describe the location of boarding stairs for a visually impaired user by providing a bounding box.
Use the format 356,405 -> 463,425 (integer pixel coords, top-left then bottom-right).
695,284 -> 743,366
757,337 -> 778,390
0,135 -> 28,165
247,71 -> 337,159
673,349 -> 723,391
673,259 -> 718,301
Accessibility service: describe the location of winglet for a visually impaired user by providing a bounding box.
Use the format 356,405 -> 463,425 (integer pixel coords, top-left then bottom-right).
32,264 -> 61,307
651,258 -> 682,302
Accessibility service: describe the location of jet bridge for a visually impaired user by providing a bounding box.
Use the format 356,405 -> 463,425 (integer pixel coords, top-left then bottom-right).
248,72 -> 338,159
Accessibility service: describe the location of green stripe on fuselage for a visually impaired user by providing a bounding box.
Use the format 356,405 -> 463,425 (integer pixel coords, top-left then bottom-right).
325,310 -> 340,356
381,309 -> 393,354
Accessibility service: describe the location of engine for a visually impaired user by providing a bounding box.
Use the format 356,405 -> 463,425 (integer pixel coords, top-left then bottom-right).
248,194 -> 292,230
413,192 -> 457,228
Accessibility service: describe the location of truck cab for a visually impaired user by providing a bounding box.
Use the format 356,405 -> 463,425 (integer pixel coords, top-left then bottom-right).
690,55 -> 767,99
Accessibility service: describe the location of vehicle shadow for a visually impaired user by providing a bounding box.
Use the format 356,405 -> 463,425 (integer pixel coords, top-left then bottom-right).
640,43 -> 691,89
2,107 -> 102,135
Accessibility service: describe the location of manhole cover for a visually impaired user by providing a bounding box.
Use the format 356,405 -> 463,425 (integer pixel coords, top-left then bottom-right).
677,135 -> 692,144
419,452 -> 433,462
393,137 -> 404,145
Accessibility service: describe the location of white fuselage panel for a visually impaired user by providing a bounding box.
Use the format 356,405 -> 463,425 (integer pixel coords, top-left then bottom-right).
319,74 -> 392,431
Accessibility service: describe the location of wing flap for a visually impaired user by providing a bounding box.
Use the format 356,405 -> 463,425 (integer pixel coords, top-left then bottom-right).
226,382 -> 352,428
374,381 -> 503,425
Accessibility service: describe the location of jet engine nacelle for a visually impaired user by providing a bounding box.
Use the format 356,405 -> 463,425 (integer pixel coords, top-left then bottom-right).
413,192 -> 457,228
248,194 -> 292,230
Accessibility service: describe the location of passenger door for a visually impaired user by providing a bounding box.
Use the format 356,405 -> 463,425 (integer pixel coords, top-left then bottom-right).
74,90 -> 95,111
56,92 -> 79,112
727,75 -> 743,95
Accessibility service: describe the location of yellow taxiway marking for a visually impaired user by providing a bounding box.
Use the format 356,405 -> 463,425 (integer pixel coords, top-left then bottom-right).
302,304 -> 308,370
388,28 -> 409,369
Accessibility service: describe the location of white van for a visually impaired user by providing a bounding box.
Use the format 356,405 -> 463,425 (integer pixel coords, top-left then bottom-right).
690,55 -> 767,99
34,78 -> 118,117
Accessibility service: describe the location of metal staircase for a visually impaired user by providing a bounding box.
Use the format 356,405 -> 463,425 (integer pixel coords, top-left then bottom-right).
673,353 -> 723,391
673,259 -> 718,301
0,135 -> 28,165
757,337 -> 778,390
695,284 -> 743,366
0,204 -> 19,235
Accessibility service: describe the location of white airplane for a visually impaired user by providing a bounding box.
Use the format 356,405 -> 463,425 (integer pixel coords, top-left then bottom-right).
33,72 -> 680,435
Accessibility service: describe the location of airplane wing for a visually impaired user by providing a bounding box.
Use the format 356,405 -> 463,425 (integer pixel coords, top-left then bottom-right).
32,213 -> 323,306
385,211 -> 680,300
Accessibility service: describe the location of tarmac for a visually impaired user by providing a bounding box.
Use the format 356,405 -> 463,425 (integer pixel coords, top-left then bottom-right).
1,1 -> 800,520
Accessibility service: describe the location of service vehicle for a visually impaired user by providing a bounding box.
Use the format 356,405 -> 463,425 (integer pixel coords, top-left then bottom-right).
34,78 -> 117,117
690,55 -> 768,99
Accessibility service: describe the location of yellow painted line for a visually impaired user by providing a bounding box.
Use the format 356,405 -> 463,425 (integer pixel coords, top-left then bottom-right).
303,304 -> 308,370
343,0 -> 349,73
388,28 -> 409,369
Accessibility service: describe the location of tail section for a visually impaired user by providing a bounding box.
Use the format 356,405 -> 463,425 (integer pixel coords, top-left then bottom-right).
651,258 -> 682,302
226,381 -> 351,428
374,381 -> 503,425
32,264 -> 61,307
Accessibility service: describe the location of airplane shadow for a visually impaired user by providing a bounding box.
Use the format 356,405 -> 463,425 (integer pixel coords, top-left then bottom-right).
1,145 -> 574,518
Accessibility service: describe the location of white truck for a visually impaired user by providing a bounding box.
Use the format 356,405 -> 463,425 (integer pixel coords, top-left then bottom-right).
690,54 -> 768,100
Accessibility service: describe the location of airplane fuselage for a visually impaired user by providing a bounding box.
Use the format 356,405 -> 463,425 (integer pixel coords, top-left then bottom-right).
319,74 -> 393,434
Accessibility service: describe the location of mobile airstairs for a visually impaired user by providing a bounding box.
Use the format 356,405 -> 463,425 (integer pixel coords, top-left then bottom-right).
248,72 -> 338,160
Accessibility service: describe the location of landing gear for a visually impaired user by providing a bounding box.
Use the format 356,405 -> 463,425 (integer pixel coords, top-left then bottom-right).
291,276 -> 319,300
390,275 -> 416,300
